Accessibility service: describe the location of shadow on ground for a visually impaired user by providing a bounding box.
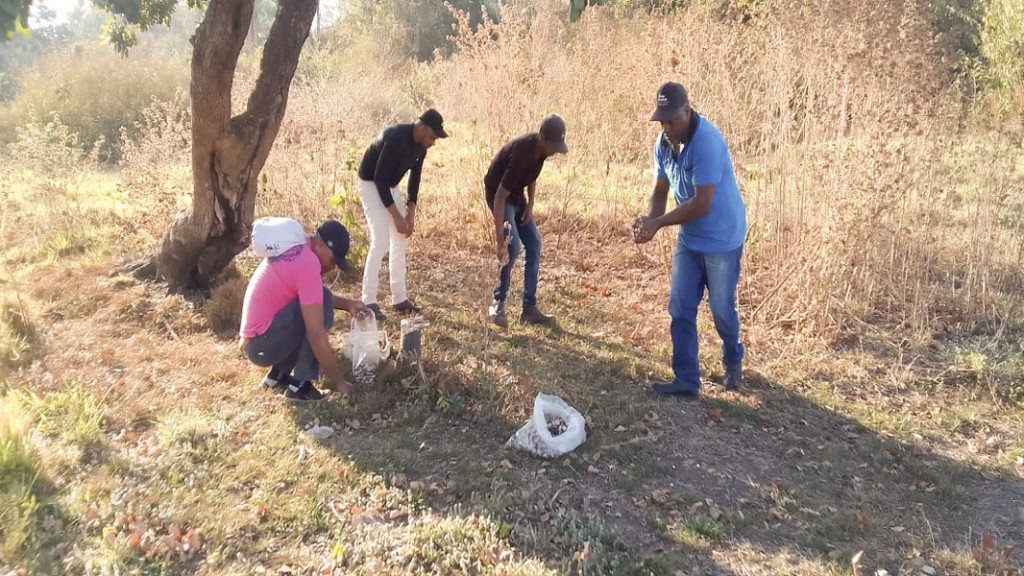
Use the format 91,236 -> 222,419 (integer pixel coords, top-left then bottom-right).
284,318 -> 1023,575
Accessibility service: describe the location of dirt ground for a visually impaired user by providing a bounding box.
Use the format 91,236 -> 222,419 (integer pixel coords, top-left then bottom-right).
10,231 -> 1024,575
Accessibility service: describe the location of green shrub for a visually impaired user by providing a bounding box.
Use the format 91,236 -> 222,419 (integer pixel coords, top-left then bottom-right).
0,398 -> 42,566
342,0 -> 500,62
12,385 -> 104,445
980,0 -> 1024,129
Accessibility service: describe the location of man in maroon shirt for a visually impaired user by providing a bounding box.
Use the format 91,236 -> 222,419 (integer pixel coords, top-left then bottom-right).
485,115 -> 568,327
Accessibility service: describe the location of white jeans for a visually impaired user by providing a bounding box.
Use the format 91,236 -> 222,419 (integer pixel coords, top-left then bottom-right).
358,178 -> 409,305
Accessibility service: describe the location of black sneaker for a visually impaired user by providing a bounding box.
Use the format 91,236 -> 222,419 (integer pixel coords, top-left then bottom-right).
261,368 -> 290,391
367,303 -> 386,322
285,381 -> 326,402
650,381 -> 700,401
392,299 -> 421,314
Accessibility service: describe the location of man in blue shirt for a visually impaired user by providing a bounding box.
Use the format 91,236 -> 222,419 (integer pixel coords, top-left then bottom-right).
633,82 -> 747,400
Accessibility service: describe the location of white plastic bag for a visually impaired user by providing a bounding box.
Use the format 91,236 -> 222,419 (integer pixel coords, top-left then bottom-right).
251,217 -> 307,258
506,393 -> 587,458
341,316 -> 390,386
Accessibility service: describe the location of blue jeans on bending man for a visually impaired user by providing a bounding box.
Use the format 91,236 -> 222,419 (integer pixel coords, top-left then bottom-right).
493,202 -> 541,306
665,242 -> 744,395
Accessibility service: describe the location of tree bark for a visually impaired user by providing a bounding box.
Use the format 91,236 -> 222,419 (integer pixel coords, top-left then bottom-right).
154,0 -> 319,291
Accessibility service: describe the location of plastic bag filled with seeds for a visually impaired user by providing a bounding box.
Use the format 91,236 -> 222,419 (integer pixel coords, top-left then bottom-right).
341,315 -> 390,387
506,393 -> 587,458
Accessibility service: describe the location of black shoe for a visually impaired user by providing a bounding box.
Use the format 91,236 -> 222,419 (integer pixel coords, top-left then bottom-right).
488,299 -> 507,328
723,366 -> 743,391
392,300 -> 421,314
650,381 -> 700,401
519,304 -> 554,325
261,368 -> 290,391
367,303 -> 386,322
285,381 -> 326,402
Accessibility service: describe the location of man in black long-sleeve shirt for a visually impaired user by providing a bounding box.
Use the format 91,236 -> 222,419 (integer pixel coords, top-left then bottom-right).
356,109 -> 447,321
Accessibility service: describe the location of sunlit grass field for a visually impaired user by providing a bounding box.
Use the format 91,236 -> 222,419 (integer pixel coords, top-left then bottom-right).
2,0 -> 1024,574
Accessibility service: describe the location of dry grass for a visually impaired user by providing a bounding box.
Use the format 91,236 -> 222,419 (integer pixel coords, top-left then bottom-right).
204,274 -> 247,337
0,296 -> 38,375
0,0 -> 1023,574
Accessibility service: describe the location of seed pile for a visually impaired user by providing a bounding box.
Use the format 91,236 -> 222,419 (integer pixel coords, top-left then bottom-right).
631,217 -> 646,241
353,365 -> 375,387
547,417 -> 568,436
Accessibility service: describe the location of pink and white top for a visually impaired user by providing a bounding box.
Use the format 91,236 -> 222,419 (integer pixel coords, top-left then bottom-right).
240,238 -> 324,338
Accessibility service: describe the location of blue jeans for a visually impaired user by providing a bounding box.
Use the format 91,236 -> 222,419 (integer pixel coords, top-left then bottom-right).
245,287 -> 334,382
492,202 -> 541,306
668,241 -> 744,393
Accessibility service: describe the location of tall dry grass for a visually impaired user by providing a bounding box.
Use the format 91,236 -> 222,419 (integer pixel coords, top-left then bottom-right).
420,0 -> 1022,341
114,0 -> 1024,343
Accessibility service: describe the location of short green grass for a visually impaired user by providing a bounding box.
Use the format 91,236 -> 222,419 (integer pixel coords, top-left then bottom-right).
669,515 -> 728,551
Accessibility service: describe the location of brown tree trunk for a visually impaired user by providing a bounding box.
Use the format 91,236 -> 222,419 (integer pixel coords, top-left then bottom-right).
154,0 -> 319,291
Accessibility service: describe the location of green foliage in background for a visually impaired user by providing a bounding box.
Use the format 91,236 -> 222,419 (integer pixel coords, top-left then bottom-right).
343,0 -> 500,61
929,0 -> 1024,128
980,0 -> 1024,126
0,0 -> 30,41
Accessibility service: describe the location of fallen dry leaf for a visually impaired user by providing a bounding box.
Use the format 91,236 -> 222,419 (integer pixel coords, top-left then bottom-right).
855,513 -> 870,531
651,490 -> 669,503
572,541 -> 591,562
705,408 -> 722,426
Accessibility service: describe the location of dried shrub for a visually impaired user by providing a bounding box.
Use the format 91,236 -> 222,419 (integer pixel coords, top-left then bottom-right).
0,44 -> 188,162
113,286 -> 207,339
0,297 -> 42,374
205,276 -> 247,338
119,90 -> 192,239
420,0 -> 1023,340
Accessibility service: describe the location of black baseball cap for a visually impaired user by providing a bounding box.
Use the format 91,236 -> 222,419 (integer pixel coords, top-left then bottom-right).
650,82 -> 689,122
418,108 -> 448,138
316,220 -> 350,271
539,114 -> 568,154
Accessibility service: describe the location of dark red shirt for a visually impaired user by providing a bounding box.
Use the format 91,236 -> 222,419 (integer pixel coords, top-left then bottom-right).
484,133 -> 546,207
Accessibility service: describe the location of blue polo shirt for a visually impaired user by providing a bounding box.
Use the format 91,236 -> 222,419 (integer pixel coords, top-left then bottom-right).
653,112 -> 747,253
